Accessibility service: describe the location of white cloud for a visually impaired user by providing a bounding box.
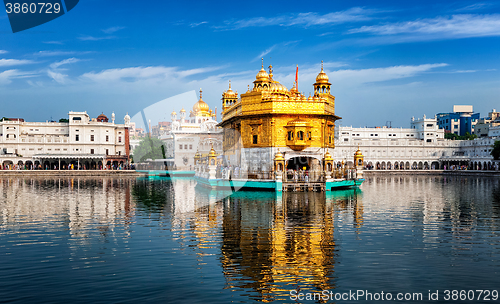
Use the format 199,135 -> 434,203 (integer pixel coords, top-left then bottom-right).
267,62 -> 448,93
78,35 -> 116,41
50,58 -> 81,70
0,50 -> 8,54
80,65 -> 225,82
329,63 -> 449,85
217,7 -> 381,30
0,59 -> 35,67
350,14 -> 500,41
0,69 -> 36,85
43,41 -> 64,45
47,70 -> 68,84
254,45 -> 277,62
455,3 -> 492,12
190,21 -> 208,27
34,50 -> 92,57
102,26 -> 126,34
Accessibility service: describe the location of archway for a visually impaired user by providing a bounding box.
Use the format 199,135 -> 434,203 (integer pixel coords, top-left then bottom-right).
412,162 -> 417,170
381,161 -> 386,170
405,162 -> 410,170
3,160 -> 13,169
286,157 -> 311,171
400,162 -> 404,170
418,162 -> 423,170
431,161 -> 439,170
25,160 -> 33,170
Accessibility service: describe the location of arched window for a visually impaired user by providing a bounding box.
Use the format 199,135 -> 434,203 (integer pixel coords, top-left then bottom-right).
297,131 -> 304,140
287,131 -> 294,141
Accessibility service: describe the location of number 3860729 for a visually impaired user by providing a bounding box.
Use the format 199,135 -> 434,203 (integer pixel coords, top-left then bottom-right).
5,3 -> 61,14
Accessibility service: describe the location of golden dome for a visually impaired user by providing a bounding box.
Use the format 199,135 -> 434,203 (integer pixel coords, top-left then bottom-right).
255,59 -> 269,82
194,150 -> 201,159
355,146 -> 363,156
180,108 -> 186,113
193,88 -> 210,114
316,61 -> 330,84
324,150 -> 333,161
223,80 -> 237,98
209,145 -> 217,157
274,150 -> 284,161
171,110 -> 177,115
270,81 -> 288,93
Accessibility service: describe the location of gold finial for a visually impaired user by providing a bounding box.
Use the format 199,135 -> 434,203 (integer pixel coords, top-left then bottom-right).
247,84 -> 250,92
261,58 -> 264,68
199,88 -> 202,99
321,60 -> 324,71
228,80 -> 231,90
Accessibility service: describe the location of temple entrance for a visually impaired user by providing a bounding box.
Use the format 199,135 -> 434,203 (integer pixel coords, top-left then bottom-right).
285,157 -> 322,183
287,157 -> 311,171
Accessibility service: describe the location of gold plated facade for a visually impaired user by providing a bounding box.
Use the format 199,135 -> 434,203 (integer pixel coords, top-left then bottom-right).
219,61 -> 340,154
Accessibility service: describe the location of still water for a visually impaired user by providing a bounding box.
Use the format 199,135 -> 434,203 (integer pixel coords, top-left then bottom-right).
0,176 -> 499,303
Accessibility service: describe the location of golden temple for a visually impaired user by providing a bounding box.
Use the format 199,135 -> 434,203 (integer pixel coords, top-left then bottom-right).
218,60 -> 341,176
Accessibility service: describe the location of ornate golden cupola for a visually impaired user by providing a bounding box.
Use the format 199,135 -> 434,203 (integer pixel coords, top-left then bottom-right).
253,58 -> 270,91
192,88 -> 211,117
222,80 -> 238,112
314,61 -> 331,96
285,117 -> 312,151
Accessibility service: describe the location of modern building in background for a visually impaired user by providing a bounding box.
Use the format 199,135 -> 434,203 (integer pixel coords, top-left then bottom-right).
474,109 -> 500,137
0,111 -> 131,169
436,105 -> 480,136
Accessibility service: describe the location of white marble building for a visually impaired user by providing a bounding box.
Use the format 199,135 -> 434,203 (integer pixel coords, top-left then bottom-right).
334,116 -> 498,170
0,111 -> 131,169
160,89 -> 223,170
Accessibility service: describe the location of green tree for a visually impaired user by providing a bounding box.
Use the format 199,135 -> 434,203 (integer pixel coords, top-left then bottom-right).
491,140 -> 500,160
445,133 -> 459,140
445,132 -> 477,140
59,118 -> 69,123
132,137 -> 166,162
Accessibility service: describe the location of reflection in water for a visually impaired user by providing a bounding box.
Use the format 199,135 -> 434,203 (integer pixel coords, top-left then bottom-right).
211,190 -> 361,302
0,176 -> 499,303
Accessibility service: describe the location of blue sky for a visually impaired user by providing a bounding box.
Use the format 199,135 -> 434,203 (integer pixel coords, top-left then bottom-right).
1,0 -> 500,128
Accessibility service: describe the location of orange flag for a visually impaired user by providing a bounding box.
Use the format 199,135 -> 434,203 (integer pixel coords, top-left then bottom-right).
295,65 -> 299,91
